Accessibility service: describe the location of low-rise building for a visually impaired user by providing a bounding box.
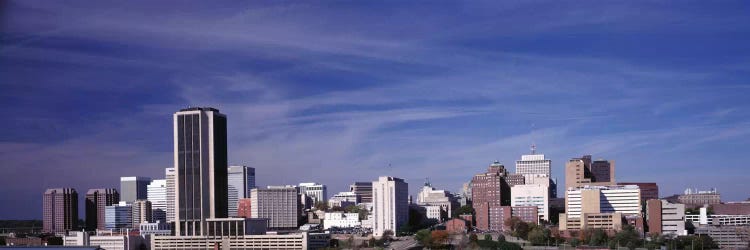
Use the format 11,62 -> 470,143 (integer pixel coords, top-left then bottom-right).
646,199 -> 687,236
324,212 -> 360,229
151,232 -> 330,249
675,188 -> 721,208
445,218 -> 470,233
695,225 -> 750,249
327,192 -> 359,208
139,220 -> 171,236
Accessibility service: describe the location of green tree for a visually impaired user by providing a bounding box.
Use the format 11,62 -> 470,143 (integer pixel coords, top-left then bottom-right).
382,230 -> 394,241
313,201 -> 328,211
469,233 -> 478,243
484,234 -> 493,241
613,225 -> 641,249
528,227 -> 550,245
47,237 -> 63,245
414,229 -> 433,247
588,228 -> 608,246
569,238 -> 580,247
453,205 -> 473,218
496,234 -> 506,243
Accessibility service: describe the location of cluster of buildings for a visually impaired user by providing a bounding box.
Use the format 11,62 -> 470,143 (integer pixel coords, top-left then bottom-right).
37,108 -> 342,249
22,107 -> 750,249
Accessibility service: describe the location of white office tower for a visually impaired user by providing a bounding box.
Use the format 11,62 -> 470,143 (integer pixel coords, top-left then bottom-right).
173,107 -> 229,236
516,150 -> 557,198
511,183 -> 550,223
565,185 -> 642,219
515,152 -> 551,176
165,168 -> 175,223
372,176 -> 408,237
298,183 -> 327,204
227,165 -> 256,217
147,179 -> 167,222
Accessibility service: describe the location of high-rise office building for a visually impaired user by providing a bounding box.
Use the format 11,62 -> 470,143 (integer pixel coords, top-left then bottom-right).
372,176 -> 408,237
43,188 -> 78,233
173,107 -> 229,236
515,152 -> 551,176
471,161 -> 511,231
591,159 -> 615,183
227,165 -> 256,217
120,177 -> 152,202
565,155 -> 615,190
147,179 -> 167,222
132,200 -> 152,229
86,188 -> 119,231
165,168 -> 175,223
105,201 -> 132,230
298,183 -> 327,204
350,182 -> 373,203
565,157 -> 592,191
250,187 -> 300,230
516,151 -> 557,198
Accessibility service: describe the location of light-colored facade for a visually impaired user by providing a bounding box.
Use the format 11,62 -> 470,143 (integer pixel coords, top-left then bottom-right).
165,167 -> 175,223
63,231 -> 89,246
173,107 -> 229,236
511,183 -> 549,223
140,220 -> 172,236
89,235 -> 145,250
678,188 -> 721,207
298,183 -> 327,204
228,165 -> 256,217
416,182 -> 457,222
560,185 -> 640,231
250,187 -> 299,229
565,185 -> 641,218
516,154 -> 551,176
695,225 -> 750,249
120,176 -> 152,202
147,179 -> 167,223
646,199 -> 686,236
372,176 -> 408,237
131,200 -> 152,229
43,188 -> 79,234
150,232 -> 330,250
324,212 -> 361,229
105,201 -> 133,230
328,191 -> 360,208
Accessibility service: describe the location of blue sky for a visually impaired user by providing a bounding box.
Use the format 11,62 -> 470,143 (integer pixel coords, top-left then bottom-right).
1,1 -> 750,219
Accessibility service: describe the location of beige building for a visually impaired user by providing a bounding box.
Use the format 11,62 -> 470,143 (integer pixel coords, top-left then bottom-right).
131,200 -> 152,229
564,156 -> 614,190
559,185 -> 640,231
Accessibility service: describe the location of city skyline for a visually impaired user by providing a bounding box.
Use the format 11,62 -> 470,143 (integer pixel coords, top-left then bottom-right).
3,1 -> 750,219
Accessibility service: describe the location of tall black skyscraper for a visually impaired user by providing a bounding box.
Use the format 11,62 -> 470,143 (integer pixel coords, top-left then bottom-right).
173,107 -> 228,236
